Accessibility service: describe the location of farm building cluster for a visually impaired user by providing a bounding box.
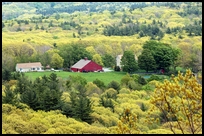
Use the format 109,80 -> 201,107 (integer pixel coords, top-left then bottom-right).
15,55 -> 127,72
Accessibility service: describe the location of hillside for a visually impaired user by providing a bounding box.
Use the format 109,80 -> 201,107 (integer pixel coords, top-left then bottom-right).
2,2 -> 202,72
2,2 -> 202,134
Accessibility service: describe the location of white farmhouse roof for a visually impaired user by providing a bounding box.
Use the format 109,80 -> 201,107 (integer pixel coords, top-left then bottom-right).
16,62 -> 42,69
71,59 -> 91,69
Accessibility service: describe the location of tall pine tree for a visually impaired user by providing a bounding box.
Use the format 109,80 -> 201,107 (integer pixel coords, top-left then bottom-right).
20,89 -> 38,110
2,85 -> 19,106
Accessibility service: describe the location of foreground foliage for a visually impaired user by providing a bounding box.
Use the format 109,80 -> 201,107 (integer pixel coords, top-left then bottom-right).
2,65 -> 202,134
149,69 -> 202,134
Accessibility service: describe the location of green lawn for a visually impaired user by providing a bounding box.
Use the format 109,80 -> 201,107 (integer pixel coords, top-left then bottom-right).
24,71 -> 171,86
24,71 -> 127,85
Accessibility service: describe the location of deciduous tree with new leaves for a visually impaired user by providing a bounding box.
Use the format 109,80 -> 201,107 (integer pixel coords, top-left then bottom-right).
86,46 -> 97,56
102,54 -> 115,68
116,108 -> 141,134
149,69 -> 202,134
51,53 -> 64,69
138,49 -> 156,73
142,40 -> 179,72
92,54 -> 104,67
129,44 -> 143,57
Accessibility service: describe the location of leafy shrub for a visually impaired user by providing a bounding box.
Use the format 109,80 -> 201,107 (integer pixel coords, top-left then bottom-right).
102,88 -> 118,99
107,80 -> 120,92
93,78 -> 106,90
118,88 -> 131,94
138,76 -> 147,85
141,84 -> 154,91
147,74 -> 161,82
85,82 -> 103,96
131,82 -> 143,91
120,73 -> 133,87
131,74 -> 140,82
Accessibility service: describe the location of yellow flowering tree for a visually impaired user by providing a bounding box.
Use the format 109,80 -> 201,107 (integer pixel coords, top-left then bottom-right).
116,108 -> 141,134
149,69 -> 202,134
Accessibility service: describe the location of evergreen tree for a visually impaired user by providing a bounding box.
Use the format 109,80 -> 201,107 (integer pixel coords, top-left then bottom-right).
152,19 -> 156,25
15,75 -> 31,94
121,50 -> 138,73
24,20 -> 29,24
2,85 -> 19,106
41,25 -> 45,30
100,96 -> 114,112
20,89 -> 38,110
74,95 -> 93,124
65,85 -> 93,124
16,27 -> 21,31
73,33 -> 76,38
35,24 -> 39,30
61,102 -> 74,117
107,80 -> 121,92
42,88 -> 62,111
139,31 -> 144,37
48,21 -> 53,27
41,73 -> 63,111
166,27 -> 171,34
2,69 -> 11,81
32,77 -> 50,110
12,71 -> 22,80
27,74 -> 63,111
48,73 -> 59,90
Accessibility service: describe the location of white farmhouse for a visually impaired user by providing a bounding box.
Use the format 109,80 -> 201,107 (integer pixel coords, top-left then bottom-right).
16,62 -> 43,72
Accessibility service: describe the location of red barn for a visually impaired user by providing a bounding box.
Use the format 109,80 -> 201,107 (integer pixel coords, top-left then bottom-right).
71,57 -> 103,72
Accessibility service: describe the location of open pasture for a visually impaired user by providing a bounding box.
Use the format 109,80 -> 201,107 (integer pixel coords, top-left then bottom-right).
25,71 -> 127,85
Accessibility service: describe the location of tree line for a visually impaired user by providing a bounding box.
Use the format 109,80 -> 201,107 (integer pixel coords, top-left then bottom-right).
103,21 -> 165,40
3,39 -> 201,77
117,40 -> 180,74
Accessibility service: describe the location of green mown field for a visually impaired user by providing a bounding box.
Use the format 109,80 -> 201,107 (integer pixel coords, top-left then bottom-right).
24,71 -> 171,85
25,71 -> 127,85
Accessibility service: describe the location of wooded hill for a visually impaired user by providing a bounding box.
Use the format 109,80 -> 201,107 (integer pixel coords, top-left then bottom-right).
2,2 -> 202,134
2,2 -> 202,72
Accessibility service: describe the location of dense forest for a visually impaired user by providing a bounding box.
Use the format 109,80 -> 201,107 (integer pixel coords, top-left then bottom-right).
2,2 -> 202,134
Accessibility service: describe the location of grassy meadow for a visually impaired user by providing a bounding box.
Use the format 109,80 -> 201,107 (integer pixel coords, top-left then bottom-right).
24,71 -> 171,86
2,3 -> 202,134
24,71 -> 127,85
